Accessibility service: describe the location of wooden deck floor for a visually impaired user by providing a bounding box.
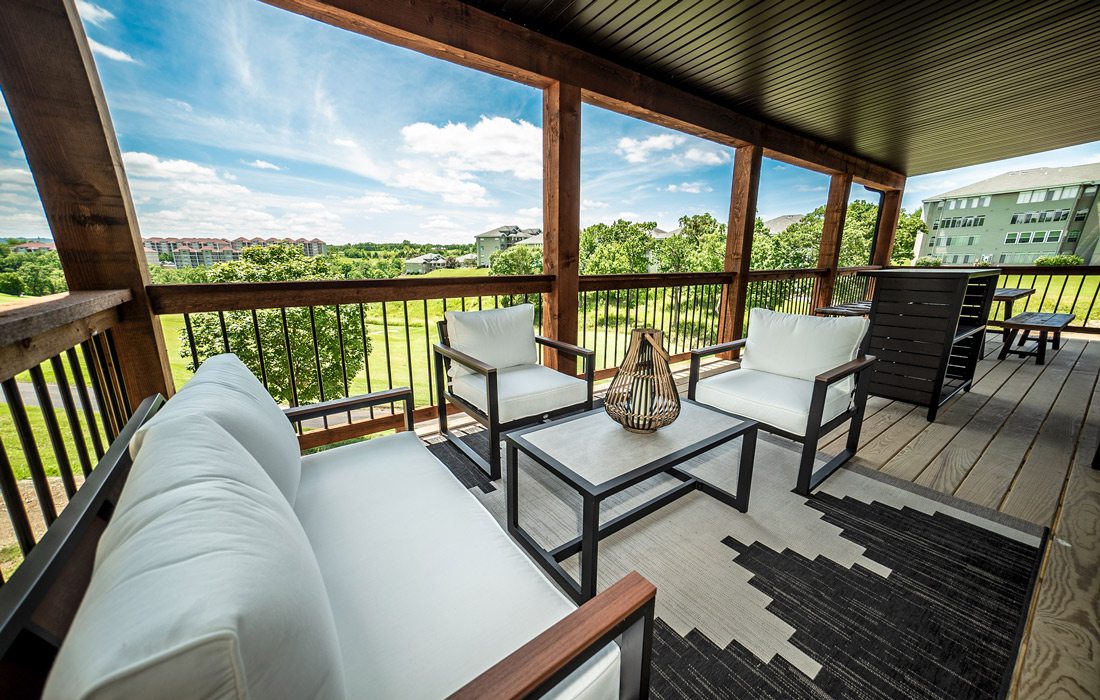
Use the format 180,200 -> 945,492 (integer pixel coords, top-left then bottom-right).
429,334 -> 1100,698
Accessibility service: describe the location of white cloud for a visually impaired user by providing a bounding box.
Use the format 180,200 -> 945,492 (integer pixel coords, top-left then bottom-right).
165,98 -> 193,113
244,159 -> 282,170
582,199 -> 608,209
333,138 -> 358,148
616,134 -> 685,163
392,165 -> 490,206
347,191 -> 416,213
683,147 -> 730,166
76,1 -> 115,27
401,116 -> 541,181
88,38 -> 138,64
665,181 -> 712,194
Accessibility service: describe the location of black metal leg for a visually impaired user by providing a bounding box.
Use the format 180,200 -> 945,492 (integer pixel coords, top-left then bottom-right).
999,329 -> 1019,359
1002,300 -> 1013,344
580,494 -> 600,601
488,419 -> 502,480
506,442 -> 519,530
1093,440 -> 1100,470
735,429 -> 756,512
1018,329 -> 1029,347
1054,331 -> 1062,350
617,597 -> 655,700
1037,331 -> 1048,365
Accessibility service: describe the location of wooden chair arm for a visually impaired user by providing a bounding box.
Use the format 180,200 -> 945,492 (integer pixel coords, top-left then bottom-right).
814,355 -> 876,385
433,343 -> 497,376
690,338 -> 747,358
535,336 -> 595,357
449,571 -> 656,700
283,387 -> 414,429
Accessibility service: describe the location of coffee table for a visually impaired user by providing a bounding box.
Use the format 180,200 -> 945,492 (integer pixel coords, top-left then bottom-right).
505,400 -> 758,603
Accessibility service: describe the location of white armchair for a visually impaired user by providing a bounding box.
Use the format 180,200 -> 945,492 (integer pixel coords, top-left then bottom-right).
434,303 -> 594,479
688,308 -> 876,495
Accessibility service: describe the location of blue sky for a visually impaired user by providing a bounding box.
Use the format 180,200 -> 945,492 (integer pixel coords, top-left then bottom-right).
2,0 -> 1100,244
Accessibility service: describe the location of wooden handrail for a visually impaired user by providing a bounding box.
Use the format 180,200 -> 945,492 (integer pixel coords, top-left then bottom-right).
146,275 -> 554,313
0,290 -> 131,348
746,267 -> 828,281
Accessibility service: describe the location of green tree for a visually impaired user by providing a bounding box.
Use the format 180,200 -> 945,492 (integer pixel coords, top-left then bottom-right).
580,219 -> 656,274
892,208 -> 927,265
184,245 -> 369,405
158,252 -> 174,263
489,244 -> 542,275
656,213 -> 726,272
15,252 -> 66,296
0,272 -> 24,296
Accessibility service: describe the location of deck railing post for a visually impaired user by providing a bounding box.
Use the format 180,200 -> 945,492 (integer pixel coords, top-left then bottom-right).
542,81 -> 581,375
813,173 -> 854,310
0,0 -> 174,405
870,187 -> 905,268
718,144 -> 762,358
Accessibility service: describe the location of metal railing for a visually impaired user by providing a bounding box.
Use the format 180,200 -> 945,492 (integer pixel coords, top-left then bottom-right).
0,291 -> 132,584
987,265 -> 1100,333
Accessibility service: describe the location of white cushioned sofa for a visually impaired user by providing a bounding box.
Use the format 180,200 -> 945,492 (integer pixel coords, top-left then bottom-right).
0,354 -> 654,699
689,308 -> 876,495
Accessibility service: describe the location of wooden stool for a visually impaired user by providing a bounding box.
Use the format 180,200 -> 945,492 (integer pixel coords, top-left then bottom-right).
992,288 -> 1035,343
998,312 -> 1074,365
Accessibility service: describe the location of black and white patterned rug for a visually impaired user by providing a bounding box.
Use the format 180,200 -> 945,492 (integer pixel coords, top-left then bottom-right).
426,428 -> 1046,700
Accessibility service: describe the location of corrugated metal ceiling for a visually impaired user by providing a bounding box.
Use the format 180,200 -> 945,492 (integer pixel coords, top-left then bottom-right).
461,0 -> 1100,175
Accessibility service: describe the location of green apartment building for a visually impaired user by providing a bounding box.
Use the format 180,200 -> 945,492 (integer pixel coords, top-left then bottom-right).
918,164 -> 1100,264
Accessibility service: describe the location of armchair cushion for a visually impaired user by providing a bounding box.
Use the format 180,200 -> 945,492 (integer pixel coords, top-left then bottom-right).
694,368 -> 851,436
45,416 -> 345,700
451,364 -> 588,423
445,304 -> 537,376
741,308 -> 868,391
130,353 -> 302,504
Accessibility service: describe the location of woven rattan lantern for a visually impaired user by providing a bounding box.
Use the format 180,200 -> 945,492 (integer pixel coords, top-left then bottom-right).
604,328 -> 680,433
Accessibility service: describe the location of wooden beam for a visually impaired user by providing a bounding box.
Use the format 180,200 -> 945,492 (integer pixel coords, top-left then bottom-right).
814,173 -> 855,310
0,308 -> 119,384
0,0 -> 172,406
541,81 -> 581,374
719,145 -> 763,353
0,290 -> 130,348
871,188 -> 905,267
261,0 -> 905,190
147,275 -> 554,314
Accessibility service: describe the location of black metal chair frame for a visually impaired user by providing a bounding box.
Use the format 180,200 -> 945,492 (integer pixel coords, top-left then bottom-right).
687,339 -> 876,496
434,319 -> 595,480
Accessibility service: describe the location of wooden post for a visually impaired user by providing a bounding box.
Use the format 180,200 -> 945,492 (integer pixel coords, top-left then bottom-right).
718,144 -> 763,354
814,173 -> 854,310
542,81 -> 582,375
0,0 -> 173,405
871,187 -> 905,267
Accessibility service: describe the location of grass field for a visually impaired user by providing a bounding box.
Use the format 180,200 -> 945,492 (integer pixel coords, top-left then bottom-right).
416,267 -> 490,278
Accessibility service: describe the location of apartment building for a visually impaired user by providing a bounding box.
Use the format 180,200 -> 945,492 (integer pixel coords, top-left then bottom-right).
918,164 -> 1100,264
474,226 -> 541,266
145,236 -> 328,266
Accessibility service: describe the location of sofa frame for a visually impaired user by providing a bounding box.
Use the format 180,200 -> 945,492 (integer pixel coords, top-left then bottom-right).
0,387 -> 656,699
434,319 -> 596,480
688,339 -> 876,496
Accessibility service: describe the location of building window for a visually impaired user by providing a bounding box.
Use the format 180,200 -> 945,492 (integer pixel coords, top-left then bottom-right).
949,199 -> 957,209
1068,230 -> 1081,242
1047,230 -> 1061,242
968,236 -> 977,245
1056,209 -> 1070,221
975,215 -> 986,226
970,197 -> 979,207
1017,191 -> 1030,204
1005,233 -> 1017,244
1010,213 -> 1021,224
980,195 -> 991,207
1018,232 -> 1032,243
963,216 -> 974,226
1033,232 -> 1046,243
944,237 -> 954,246
932,220 -> 940,230
1075,209 -> 1088,221
1086,186 -> 1098,196
962,255 -> 972,263
1062,185 -> 1079,199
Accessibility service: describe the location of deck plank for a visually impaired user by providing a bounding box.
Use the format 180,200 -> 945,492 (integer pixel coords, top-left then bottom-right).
1000,342 -> 1100,524
880,353 -> 1025,482
953,341 -> 1086,518
1014,375 -> 1100,699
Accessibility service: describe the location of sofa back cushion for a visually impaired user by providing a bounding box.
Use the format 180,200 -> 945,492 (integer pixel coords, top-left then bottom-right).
444,303 -> 537,376
741,308 -> 868,386
130,353 -> 302,504
44,415 -> 346,700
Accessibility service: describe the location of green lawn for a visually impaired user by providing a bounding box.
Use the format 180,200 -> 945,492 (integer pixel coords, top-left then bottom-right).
990,273 -> 1100,327
416,267 -> 490,278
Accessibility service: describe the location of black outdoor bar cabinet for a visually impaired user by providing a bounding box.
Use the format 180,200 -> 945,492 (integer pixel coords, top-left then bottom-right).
858,268 -> 999,421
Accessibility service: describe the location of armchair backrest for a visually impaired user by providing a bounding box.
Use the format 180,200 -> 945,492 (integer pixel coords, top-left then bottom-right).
741,308 -> 868,389
441,303 -> 538,375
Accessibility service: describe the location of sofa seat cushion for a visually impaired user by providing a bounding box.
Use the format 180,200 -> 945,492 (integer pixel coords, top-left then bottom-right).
294,432 -> 619,700
45,416 -> 345,700
740,307 -> 868,392
130,353 -> 302,504
451,364 -> 588,423
445,303 -> 538,376
694,368 -> 852,436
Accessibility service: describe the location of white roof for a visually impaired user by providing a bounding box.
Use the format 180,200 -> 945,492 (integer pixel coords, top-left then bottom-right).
926,163 -> 1100,201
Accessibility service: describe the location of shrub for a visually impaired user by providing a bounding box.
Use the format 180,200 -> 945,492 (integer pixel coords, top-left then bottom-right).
914,256 -> 942,267
1033,254 -> 1084,266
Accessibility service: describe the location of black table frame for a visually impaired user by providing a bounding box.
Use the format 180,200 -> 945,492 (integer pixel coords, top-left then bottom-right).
505,402 -> 758,603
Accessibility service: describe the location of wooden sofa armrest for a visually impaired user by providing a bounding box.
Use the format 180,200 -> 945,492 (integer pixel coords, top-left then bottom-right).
449,571 -> 656,700
688,339 -> 748,399
814,355 -> 876,386
283,387 -> 414,431
433,342 -> 497,376
535,336 -> 595,358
